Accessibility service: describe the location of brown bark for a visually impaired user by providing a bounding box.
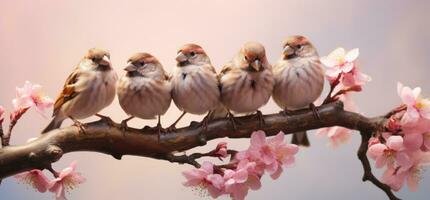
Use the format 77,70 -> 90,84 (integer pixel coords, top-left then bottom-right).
0,101 -> 400,200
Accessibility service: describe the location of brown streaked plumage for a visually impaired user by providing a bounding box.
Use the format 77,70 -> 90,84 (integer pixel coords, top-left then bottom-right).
117,53 -> 171,132
42,48 -> 118,133
169,43 -> 221,130
273,35 -> 325,146
219,42 -> 274,127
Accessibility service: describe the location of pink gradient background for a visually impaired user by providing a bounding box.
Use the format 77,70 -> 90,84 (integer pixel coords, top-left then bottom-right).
0,0 -> 429,199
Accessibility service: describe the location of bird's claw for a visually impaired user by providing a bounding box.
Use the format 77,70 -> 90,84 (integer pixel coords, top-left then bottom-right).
309,103 -> 321,120
73,121 -> 87,134
227,112 -> 238,130
254,110 -> 266,128
96,114 -> 115,126
120,120 -> 129,132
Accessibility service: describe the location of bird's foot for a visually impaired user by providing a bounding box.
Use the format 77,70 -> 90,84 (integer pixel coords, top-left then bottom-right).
165,124 -> 177,133
253,110 -> 266,128
280,108 -> 293,116
227,112 -> 239,130
96,114 -> 115,126
119,116 -> 134,133
71,118 -> 87,134
309,103 -> 321,120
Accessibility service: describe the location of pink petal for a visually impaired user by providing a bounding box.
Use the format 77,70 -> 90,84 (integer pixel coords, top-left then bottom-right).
207,185 -> 223,198
233,169 -> 249,183
247,175 -> 261,190
424,133 -> 430,149
400,86 -> 417,106
325,67 -> 342,77
367,143 -> 387,159
396,152 -> 412,173
206,174 -> 224,189
0,105 -> 4,118
320,57 -> 337,67
403,133 -> 423,151
386,136 -> 404,151
327,47 -> 345,60
230,184 -> 248,200
412,87 -> 422,99
267,132 -> 284,145
341,62 -> 354,73
250,131 -> 266,148
375,156 -> 388,168
344,48 -> 359,62
201,161 -> 214,174
270,166 -> 283,180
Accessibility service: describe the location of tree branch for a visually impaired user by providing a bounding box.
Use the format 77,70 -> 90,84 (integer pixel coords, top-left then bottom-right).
357,131 -> 400,200
0,101 -> 399,199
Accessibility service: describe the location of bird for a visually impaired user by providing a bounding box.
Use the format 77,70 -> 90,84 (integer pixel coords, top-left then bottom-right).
272,35 -> 325,146
117,52 -> 171,133
169,43 -> 221,131
42,48 -> 118,134
219,42 -> 274,128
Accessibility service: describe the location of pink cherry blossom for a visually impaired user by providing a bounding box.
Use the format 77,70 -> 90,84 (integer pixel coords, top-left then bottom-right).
12,81 -> 53,117
317,126 -> 351,148
321,47 -> 359,78
367,136 -> 411,169
223,161 -> 261,200
382,151 -> 430,191
317,94 -> 356,147
397,82 -> 430,125
245,131 -> 298,179
48,161 -> 86,200
341,66 -> 371,87
403,133 -> 424,151
214,142 -> 228,158
15,169 -> 50,193
182,161 -> 224,198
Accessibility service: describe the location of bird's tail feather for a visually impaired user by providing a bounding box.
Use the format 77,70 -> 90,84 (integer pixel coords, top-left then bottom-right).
41,117 -> 63,134
291,131 -> 310,147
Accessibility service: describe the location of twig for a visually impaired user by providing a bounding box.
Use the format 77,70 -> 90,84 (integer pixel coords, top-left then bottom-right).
357,131 -> 401,200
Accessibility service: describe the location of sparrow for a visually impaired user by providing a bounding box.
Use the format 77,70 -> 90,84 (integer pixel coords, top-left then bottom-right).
272,35 -> 325,146
117,52 -> 171,133
219,42 -> 274,128
170,43 -> 221,130
42,48 -> 118,133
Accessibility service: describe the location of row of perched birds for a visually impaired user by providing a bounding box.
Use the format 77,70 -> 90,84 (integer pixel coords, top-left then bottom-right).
41,35 -> 325,146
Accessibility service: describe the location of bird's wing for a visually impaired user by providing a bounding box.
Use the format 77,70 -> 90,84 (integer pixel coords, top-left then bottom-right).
53,68 -> 81,116
219,61 -> 234,77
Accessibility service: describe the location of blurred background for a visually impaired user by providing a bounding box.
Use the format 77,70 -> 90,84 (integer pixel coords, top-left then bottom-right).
0,0 -> 429,199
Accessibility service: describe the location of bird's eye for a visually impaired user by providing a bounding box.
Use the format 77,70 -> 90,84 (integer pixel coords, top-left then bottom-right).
190,52 -> 196,57
297,45 -> 303,50
140,61 -> 145,66
244,56 -> 248,61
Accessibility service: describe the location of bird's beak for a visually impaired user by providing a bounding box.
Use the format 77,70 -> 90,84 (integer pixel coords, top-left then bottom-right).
100,55 -> 111,66
283,45 -> 295,57
124,63 -> 137,72
176,52 -> 187,63
250,59 -> 261,71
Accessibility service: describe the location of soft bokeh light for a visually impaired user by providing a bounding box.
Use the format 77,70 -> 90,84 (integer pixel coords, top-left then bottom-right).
0,0 -> 429,199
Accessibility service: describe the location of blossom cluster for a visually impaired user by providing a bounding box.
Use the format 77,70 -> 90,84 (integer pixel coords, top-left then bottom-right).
0,81 -> 53,145
321,47 -> 371,93
182,131 -> 299,200
367,83 -> 430,191
15,161 -> 85,200
317,47 -> 371,147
